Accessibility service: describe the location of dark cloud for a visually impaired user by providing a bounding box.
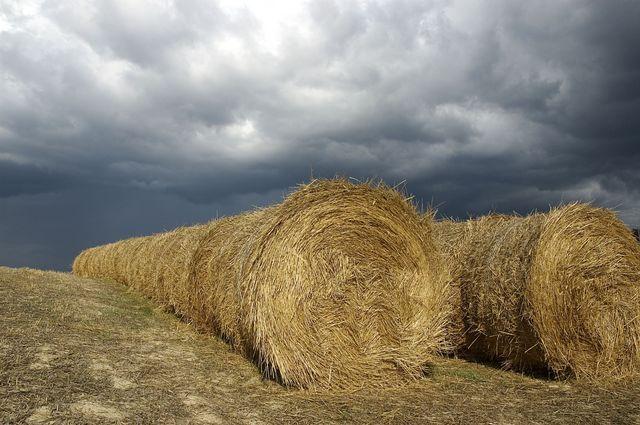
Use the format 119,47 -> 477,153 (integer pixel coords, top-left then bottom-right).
1,0 -> 639,270
0,159 -> 71,197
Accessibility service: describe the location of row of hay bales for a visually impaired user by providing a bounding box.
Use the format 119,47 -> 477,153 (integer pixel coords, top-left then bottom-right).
73,179 -> 452,389
74,178 -> 640,387
433,204 -> 640,380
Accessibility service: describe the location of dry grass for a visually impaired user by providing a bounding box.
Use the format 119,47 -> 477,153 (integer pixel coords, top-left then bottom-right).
3,266 -> 640,424
73,178 -> 450,389
434,203 -> 640,380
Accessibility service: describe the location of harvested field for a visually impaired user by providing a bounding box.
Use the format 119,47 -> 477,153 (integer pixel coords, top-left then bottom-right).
73,179 -> 451,389
434,203 -> 640,380
2,266 -> 640,424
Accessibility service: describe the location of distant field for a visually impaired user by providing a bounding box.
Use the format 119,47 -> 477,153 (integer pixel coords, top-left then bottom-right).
1,266 -> 639,424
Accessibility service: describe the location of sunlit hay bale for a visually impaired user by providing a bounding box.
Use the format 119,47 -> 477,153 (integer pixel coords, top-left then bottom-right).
433,213 -> 519,349
434,204 -> 640,380
148,228 -> 182,306
71,247 -> 92,277
121,237 -> 150,286
71,248 -> 85,276
118,237 -> 143,285
110,239 -> 134,284
122,235 -> 153,292
86,244 -> 112,278
434,213 -> 546,369
72,178 -> 451,389
107,242 -> 123,279
85,246 -> 103,278
240,179 -> 451,389
530,204 -> 640,379
134,231 -> 175,299
127,236 -> 153,289
431,219 -> 468,350
87,244 -> 102,277
188,209 -> 272,350
106,241 -> 120,281
153,224 -> 214,318
108,225 -> 215,314
98,242 -> 119,280
72,238 -> 152,285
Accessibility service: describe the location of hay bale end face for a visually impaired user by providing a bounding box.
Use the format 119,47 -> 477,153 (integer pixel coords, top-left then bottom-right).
531,204 -> 640,379
435,204 -> 640,380
72,178 -> 451,389
241,179 -> 451,389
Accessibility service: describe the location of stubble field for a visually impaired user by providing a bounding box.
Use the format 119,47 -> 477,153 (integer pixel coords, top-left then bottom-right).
1,266 -> 638,424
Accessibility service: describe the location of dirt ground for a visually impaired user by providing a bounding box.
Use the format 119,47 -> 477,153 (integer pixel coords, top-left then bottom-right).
1,266 -> 639,424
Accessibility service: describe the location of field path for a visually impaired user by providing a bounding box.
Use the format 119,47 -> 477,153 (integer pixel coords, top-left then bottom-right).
1,266 -> 638,424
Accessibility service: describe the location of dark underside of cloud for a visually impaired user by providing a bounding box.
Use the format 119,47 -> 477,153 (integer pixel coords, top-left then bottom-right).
1,0 -> 639,270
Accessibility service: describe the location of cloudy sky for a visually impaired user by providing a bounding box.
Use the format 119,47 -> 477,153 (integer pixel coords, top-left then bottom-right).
1,0 -> 639,270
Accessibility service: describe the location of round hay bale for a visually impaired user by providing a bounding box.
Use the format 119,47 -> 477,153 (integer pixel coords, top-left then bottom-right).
86,246 -> 104,278
154,224 -> 214,317
241,179 -> 451,389
189,209 -> 272,349
530,204 -> 640,378
111,239 -> 135,284
88,243 -> 112,279
135,231 -> 175,299
99,242 -> 119,280
118,236 -> 144,286
77,242 -> 123,280
434,204 -> 640,379
71,178 -> 453,389
431,219 -> 468,349
72,247 -> 91,277
107,241 -> 121,281
80,245 -> 101,278
152,228 -> 185,307
126,236 -> 153,289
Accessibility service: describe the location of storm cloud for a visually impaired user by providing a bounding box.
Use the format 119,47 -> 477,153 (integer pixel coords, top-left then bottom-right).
1,0 -> 639,270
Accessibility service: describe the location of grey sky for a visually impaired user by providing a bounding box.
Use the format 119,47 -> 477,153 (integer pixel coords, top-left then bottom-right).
1,0 -> 639,270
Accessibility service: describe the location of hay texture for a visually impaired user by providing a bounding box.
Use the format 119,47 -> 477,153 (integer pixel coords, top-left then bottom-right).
188,209 -> 271,349
73,178 -> 450,389
240,179 -> 451,388
434,203 -> 640,380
